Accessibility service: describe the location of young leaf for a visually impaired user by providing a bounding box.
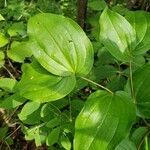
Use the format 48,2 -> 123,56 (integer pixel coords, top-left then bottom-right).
8,41 -> 32,63
74,90 -> 136,150
99,7 -> 136,61
25,125 -> 46,147
27,13 -> 93,76
7,22 -> 26,37
18,101 -> 40,122
15,60 -> 76,103
46,127 -> 60,146
0,32 -> 8,48
125,11 -> 150,55
131,64 -> 150,118
61,134 -> 71,150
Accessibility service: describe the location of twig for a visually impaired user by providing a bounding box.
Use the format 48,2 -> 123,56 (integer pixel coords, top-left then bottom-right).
2,66 -> 15,79
5,125 -> 21,140
80,76 -> 113,95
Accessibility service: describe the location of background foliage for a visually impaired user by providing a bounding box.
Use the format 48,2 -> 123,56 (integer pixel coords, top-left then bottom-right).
0,0 -> 150,150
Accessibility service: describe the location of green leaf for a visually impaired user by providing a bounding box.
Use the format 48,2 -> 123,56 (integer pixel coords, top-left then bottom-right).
15,60 -> 76,103
91,65 -> 117,81
0,127 -> 8,139
25,125 -> 46,147
99,7 -> 136,61
0,32 -> 8,48
74,90 -> 136,150
46,127 -> 60,146
0,78 -> 16,92
131,64 -> 150,118
88,0 -> 106,11
8,41 -> 32,63
46,118 -> 60,128
0,51 -> 5,67
27,13 -> 93,76
131,127 -> 149,147
115,139 -> 136,150
125,11 -> 150,55
7,22 -> 26,37
0,14 -> 5,21
0,93 -> 26,109
18,101 -> 41,124
61,134 -> 71,150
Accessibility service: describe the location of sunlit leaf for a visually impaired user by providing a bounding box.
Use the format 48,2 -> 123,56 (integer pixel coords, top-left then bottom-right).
61,134 -> 71,150
125,11 -> 150,55
99,7 -> 136,61
74,90 -> 136,150
0,32 -> 8,48
15,60 -> 76,103
27,13 -> 93,76
0,78 -> 16,92
0,14 -> 4,21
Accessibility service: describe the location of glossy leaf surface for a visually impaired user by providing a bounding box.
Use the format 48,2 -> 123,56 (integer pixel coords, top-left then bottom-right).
27,13 -> 93,76
99,8 -> 136,61
74,90 -> 136,150
125,11 -> 150,55
15,60 -> 76,103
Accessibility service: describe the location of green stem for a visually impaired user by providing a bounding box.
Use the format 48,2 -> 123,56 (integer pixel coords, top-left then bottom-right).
80,76 -> 113,95
138,130 -> 150,150
129,61 -> 136,103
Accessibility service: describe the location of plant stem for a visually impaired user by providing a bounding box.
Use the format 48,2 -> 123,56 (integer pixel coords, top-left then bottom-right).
68,96 -> 72,122
129,61 -> 136,103
138,130 -> 150,150
80,76 -> 113,95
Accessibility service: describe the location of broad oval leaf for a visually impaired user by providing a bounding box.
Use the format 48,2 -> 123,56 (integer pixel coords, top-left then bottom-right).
131,63 -> 150,118
27,13 -> 93,76
15,60 -> 76,103
125,11 -> 150,55
99,7 -> 136,61
74,90 -> 136,150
